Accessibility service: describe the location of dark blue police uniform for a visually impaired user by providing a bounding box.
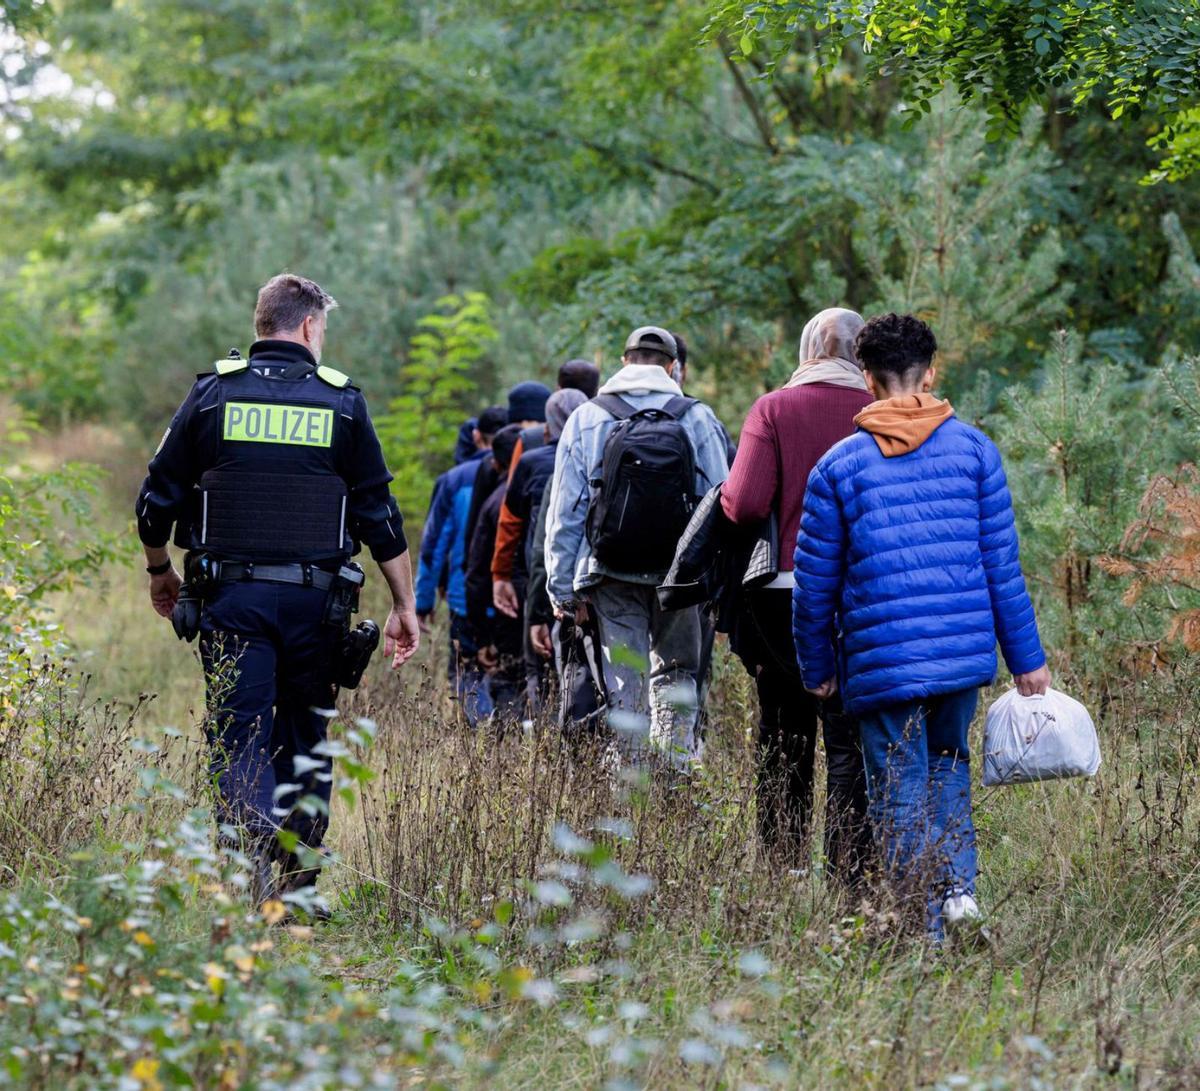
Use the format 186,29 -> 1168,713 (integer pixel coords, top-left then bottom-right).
136,339 -> 406,865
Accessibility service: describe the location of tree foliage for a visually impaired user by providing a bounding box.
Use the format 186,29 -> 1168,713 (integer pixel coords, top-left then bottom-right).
707,1 -> 1200,181
376,292 -> 498,521
2,0 -> 1197,433
0,0 -> 1198,673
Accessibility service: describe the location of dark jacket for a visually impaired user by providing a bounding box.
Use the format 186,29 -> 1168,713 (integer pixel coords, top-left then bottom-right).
465,457 -> 502,560
505,440 -> 558,574
658,484 -> 771,632
526,476 -> 555,628
466,482 -> 522,653
136,339 -> 406,563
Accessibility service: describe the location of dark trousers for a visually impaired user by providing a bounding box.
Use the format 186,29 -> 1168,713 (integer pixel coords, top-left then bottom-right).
486,657 -> 525,723
523,615 -> 551,719
449,611 -> 492,725
735,588 -> 871,884
695,611 -> 717,739
482,613 -> 525,726
553,615 -> 604,740
200,581 -> 338,853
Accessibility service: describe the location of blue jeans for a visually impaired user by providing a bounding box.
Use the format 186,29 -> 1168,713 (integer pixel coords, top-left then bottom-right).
858,687 -> 979,937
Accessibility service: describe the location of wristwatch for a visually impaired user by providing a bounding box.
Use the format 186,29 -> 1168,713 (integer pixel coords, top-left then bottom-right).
146,560 -> 173,576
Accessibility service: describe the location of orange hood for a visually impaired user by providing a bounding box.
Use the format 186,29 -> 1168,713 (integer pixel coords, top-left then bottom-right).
854,393 -> 954,457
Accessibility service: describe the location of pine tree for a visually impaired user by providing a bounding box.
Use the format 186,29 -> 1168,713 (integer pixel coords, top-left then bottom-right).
853,100 -> 1068,388
1161,212 -> 1200,353
991,331 -> 1181,668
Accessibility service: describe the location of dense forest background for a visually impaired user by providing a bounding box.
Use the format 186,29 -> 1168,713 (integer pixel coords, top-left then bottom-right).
2,1 -> 1198,418
5,0 -> 1200,666
5,3 -> 1200,1086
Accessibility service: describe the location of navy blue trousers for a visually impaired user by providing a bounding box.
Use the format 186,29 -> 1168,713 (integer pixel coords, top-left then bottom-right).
200,581 -> 339,849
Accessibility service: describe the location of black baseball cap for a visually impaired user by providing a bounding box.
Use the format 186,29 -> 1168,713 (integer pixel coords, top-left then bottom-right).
623,326 -> 678,360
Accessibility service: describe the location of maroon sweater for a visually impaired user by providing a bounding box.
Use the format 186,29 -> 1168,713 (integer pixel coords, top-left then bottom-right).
722,382 -> 873,571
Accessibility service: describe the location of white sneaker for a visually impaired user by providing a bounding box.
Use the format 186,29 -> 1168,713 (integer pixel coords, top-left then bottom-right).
942,893 -> 981,926
942,894 -> 992,946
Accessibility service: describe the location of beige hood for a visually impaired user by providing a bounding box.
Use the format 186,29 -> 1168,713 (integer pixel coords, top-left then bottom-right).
784,307 -> 868,392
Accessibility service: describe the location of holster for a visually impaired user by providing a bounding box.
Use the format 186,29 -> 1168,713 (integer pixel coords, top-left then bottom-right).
337,620 -> 380,689
321,562 -> 378,688
171,592 -> 202,643
171,552 -> 220,643
322,562 -> 365,630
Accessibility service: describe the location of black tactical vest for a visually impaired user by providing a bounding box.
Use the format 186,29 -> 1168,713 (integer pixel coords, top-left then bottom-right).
197,359 -> 355,565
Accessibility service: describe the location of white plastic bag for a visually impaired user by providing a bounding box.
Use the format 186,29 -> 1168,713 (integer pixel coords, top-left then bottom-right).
982,687 -> 1101,787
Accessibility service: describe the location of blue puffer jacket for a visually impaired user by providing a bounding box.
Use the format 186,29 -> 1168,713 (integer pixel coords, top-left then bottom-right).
415,451 -> 486,617
792,414 -> 1045,713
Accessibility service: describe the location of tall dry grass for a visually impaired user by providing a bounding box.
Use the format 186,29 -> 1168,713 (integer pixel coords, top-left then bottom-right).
16,480 -> 1200,1087
309,631 -> 1200,1085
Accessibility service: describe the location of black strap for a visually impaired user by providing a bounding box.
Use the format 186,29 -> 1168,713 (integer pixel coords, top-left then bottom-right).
660,395 -> 698,420
594,393 -> 698,421
593,393 -> 636,420
218,563 -> 337,590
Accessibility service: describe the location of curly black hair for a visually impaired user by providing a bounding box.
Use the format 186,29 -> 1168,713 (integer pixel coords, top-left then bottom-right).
854,313 -> 937,384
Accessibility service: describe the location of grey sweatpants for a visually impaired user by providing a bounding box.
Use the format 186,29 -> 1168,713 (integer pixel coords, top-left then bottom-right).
586,579 -> 702,770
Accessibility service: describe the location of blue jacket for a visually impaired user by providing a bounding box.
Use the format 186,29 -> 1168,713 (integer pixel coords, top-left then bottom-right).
792,415 -> 1045,713
416,450 -> 486,616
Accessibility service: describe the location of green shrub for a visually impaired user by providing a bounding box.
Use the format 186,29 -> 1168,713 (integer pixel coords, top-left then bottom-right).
0,415 -> 116,703
375,292 -> 497,522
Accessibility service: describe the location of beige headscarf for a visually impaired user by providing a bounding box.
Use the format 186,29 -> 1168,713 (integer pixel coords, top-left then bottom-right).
784,307 -> 868,391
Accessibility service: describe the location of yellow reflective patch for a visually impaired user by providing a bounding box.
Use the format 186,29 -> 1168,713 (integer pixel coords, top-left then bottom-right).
223,402 -> 333,447
316,365 -> 350,389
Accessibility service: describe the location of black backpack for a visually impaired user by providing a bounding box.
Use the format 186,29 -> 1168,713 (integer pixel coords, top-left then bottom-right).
586,393 -> 699,572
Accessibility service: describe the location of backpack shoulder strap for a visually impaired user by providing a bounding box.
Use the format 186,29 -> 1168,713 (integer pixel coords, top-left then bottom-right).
593,393 -> 636,420
661,395 -> 699,420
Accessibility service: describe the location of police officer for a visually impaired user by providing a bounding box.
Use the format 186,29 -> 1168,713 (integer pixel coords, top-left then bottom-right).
135,273 -> 420,910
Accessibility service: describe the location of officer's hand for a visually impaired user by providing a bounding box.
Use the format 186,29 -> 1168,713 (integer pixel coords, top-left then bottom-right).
493,580 -> 520,619
477,644 -> 499,671
149,567 -> 183,618
417,611 -> 433,634
530,623 -> 553,660
385,606 -> 421,668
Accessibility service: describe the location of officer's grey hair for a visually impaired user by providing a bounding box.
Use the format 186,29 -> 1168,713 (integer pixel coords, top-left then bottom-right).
254,273 -> 339,338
